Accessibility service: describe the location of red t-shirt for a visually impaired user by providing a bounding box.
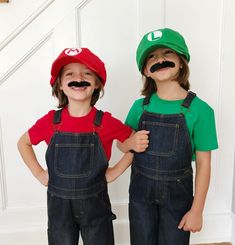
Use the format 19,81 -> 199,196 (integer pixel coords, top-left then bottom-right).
28,107 -> 132,160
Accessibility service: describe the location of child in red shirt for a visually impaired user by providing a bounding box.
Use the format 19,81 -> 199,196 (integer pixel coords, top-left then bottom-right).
17,48 -> 148,245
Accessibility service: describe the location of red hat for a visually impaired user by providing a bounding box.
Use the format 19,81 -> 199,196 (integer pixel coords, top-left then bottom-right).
50,48 -> 107,86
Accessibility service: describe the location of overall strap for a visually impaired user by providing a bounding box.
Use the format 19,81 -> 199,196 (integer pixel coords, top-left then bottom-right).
181,91 -> 196,109
54,109 -> 104,126
53,109 -> 63,124
93,110 -> 104,127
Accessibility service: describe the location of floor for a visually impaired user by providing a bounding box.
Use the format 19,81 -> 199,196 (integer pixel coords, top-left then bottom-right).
196,243 -> 232,245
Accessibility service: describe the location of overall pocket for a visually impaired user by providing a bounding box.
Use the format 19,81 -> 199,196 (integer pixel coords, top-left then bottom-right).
54,143 -> 94,178
143,121 -> 179,156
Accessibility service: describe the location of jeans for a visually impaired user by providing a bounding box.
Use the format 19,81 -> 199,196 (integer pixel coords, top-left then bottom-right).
47,191 -> 115,245
129,167 -> 193,245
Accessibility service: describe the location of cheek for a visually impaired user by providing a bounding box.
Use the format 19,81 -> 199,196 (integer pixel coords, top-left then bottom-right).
173,57 -> 181,67
143,64 -> 152,76
89,78 -> 99,88
59,79 -> 69,90
174,63 -> 181,72
144,59 -> 158,74
59,84 -> 65,91
145,59 -> 153,69
59,84 -> 70,94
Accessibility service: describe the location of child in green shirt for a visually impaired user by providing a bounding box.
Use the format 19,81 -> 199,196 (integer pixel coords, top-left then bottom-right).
109,28 -> 218,245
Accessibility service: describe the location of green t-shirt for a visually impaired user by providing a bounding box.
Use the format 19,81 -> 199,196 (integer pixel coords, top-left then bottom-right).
125,93 -> 218,161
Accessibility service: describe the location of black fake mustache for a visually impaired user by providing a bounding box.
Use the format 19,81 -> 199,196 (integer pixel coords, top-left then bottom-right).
68,81 -> 91,87
150,61 -> 175,73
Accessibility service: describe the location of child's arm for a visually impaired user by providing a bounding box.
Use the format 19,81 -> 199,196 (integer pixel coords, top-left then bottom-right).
117,130 -> 149,153
178,151 -> 211,233
105,152 -> 133,183
17,132 -> 48,186
108,129 -> 149,182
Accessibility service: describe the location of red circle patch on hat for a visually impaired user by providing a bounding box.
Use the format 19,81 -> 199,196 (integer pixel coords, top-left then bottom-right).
50,48 -> 106,86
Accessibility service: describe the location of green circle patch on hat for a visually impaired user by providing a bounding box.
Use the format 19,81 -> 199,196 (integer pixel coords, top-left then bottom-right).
136,28 -> 190,72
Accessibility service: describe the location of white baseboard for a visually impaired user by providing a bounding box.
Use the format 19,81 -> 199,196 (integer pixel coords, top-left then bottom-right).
232,212 -> 235,245
0,204 -> 233,245
113,203 -> 233,245
190,212 -> 232,244
0,228 -> 47,245
114,212 -> 233,245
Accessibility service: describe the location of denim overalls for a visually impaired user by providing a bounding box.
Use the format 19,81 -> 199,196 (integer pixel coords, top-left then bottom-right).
129,91 -> 196,245
45,109 -> 115,245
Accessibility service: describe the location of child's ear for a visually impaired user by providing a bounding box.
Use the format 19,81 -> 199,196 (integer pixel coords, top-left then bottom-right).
95,82 -> 99,89
94,82 -> 99,89
95,79 -> 102,89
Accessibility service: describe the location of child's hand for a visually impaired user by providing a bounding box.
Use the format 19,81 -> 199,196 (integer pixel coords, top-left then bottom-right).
35,169 -> 49,186
129,130 -> 149,152
105,167 -> 118,183
178,209 -> 203,233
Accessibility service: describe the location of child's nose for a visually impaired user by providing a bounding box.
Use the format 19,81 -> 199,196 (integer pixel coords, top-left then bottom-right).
74,73 -> 84,81
155,54 -> 166,62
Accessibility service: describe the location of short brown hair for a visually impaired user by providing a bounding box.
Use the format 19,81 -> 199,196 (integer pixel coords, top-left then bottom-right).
141,55 -> 190,97
52,70 -> 104,108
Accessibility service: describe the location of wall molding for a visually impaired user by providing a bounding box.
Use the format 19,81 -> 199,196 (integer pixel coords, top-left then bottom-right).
0,117 -> 7,210
214,0 -> 225,188
0,206 -> 46,230
75,0 -> 93,47
0,0 -> 55,52
0,31 -> 53,86
232,212 -> 235,245
162,0 -> 166,27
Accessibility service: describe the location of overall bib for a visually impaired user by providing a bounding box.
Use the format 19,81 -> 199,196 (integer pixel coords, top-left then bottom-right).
129,92 -> 196,245
46,109 -> 115,245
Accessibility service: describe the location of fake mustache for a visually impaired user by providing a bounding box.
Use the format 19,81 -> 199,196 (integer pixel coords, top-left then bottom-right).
68,81 -> 91,87
150,61 -> 175,73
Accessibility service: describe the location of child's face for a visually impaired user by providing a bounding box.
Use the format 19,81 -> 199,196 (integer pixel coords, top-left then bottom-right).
60,62 -> 99,104
143,47 -> 181,83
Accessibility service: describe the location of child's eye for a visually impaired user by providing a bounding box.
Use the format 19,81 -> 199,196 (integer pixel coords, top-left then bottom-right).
164,50 -> 174,55
148,54 -> 156,60
83,70 -> 93,76
65,72 -> 73,76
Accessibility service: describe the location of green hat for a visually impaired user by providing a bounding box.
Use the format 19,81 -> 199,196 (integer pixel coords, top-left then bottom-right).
136,28 -> 190,72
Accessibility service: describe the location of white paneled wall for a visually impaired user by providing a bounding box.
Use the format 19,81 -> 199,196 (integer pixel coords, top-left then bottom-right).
0,0 -> 235,244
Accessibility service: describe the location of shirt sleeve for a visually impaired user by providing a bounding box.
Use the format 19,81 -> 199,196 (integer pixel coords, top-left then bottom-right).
193,104 -> 218,151
28,111 -> 54,145
125,99 -> 144,131
106,114 -> 132,142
